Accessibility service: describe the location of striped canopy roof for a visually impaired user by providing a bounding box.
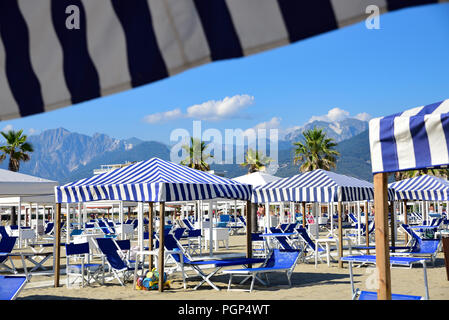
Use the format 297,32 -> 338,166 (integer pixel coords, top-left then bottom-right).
369,99 -> 449,174
55,158 -> 252,203
389,174 -> 449,201
252,169 -> 393,203
0,1 -> 441,120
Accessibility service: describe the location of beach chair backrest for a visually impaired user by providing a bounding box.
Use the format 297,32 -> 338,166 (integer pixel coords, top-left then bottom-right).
238,216 -> 246,226
0,236 -> 16,254
275,236 -> 294,250
183,219 -> 194,230
0,226 -> 9,238
65,242 -> 89,256
172,228 -> 186,241
296,226 -> 316,251
348,213 -> 357,224
251,233 -> 264,241
265,249 -> 300,269
115,239 -> 131,251
43,222 -> 54,234
270,227 -> 282,233
96,238 -> 127,270
284,223 -> 297,233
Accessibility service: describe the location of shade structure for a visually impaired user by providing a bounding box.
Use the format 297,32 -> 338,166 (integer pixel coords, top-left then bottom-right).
369,99 -> 449,174
0,1 -> 443,120
252,169 -> 393,203
55,158 -> 252,203
0,169 -> 58,197
232,171 -> 281,187
389,174 -> 449,201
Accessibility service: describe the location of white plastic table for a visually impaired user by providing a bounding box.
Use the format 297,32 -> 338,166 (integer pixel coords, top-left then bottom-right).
203,228 -> 229,251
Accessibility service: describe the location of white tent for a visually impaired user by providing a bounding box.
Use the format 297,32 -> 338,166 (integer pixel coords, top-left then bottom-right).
232,171 -> 281,187
0,169 -> 58,197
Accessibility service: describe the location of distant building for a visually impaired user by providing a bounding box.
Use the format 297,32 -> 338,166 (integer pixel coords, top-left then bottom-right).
93,161 -> 135,175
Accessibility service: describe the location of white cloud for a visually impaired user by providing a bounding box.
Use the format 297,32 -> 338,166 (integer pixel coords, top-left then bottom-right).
186,94 -> 254,121
354,112 -> 372,122
307,107 -> 350,123
143,108 -> 183,124
243,117 -> 283,140
143,94 -> 254,124
2,124 -> 13,132
28,128 -> 40,135
307,107 -> 372,124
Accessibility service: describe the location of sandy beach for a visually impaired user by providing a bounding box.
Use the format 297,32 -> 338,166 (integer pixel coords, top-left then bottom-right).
14,234 -> 449,300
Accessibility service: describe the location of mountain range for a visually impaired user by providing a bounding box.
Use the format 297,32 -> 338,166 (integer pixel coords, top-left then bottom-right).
0,118 -> 372,184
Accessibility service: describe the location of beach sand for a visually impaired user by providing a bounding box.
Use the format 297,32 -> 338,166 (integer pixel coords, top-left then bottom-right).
14,233 -> 449,300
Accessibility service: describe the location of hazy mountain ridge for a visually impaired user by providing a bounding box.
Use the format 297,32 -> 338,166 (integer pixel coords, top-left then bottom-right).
0,118 -> 372,184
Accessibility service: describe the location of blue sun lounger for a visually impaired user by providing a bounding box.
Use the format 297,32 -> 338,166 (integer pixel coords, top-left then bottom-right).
161,233 -> 264,290
340,255 -> 429,300
0,275 -> 27,300
223,249 -> 301,292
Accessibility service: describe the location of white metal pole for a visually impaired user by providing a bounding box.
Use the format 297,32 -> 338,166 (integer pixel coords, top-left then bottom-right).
119,201 -> 124,240
137,202 -> 143,251
209,200 -> 213,256
66,203 -> 70,244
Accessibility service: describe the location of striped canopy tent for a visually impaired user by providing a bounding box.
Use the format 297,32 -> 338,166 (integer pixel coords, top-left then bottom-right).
55,157 -> 252,203
369,98 -> 449,300
0,1 -> 445,120
389,174 -> 449,201
53,158 -> 253,290
252,169 -> 393,203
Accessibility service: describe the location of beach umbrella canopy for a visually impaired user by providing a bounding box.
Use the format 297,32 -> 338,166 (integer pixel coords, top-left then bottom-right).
0,168 -> 58,197
232,171 -> 281,187
252,169 -> 392,203
389,174 -> 449,201
0,1 -> 440,120
55,157 -> 252,203
369,99 -> 449,174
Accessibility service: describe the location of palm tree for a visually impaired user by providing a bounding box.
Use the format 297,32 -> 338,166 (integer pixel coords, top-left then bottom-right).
240,148 -> 273,174
293,127 -> 340,172
0,129 -> 34,226
180,137 -> 213,171
0,129 -> 34,172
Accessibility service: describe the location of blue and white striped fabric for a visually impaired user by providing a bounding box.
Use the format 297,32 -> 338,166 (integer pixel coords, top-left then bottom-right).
252,169 -> 390,203
55,158 -> 252,203
389,175 -> 449,201
369,99 -> 449,174
0,1 -> 441,120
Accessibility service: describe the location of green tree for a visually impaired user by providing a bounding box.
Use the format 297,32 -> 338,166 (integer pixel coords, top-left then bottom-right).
293,127 -> 340,172
240,148 -> 273,174
180,137 -> 213,171
0,129 -> 34,226
0,129 -> 34,172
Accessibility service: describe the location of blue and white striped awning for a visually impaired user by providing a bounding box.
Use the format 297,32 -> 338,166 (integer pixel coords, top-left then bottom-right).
0,1 -> 442,120
55,158 -> 252,203
252,169 -> 392,203
389,174 -> 449,201
369,99 -> 449,174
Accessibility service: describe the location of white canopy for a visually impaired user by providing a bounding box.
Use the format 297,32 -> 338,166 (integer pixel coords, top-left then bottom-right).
0,169 -> 58,197
232,171 -> 281,187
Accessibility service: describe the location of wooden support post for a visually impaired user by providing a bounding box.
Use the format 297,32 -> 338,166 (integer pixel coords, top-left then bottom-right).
246,200 -> 253,267
374,173 -> 392,300
389,202 -> 395,252
54,203 -> 62,287
158,202 -> 165,292
365,201 -> 370,255
403,200 -> 408,244
251,202 -> 258,233
302,202 -> 306,228
148,202 -> 154,269
337,201 -> 343,268
443,237 -> 449,281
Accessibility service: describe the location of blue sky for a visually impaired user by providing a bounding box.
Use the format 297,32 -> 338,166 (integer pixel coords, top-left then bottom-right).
2,3 -> 449,144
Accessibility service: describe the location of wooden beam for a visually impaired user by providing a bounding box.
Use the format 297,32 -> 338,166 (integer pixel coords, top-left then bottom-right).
374,172 -> 392,300
148,202 -> 154,269
302,202 -> 306,228
337,201 -> 343,268
54,203 -> 62,288
246,200 -> 252,264
158,202 -> 165,292
403,200 -> 408,244
389,202 -> 395,252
